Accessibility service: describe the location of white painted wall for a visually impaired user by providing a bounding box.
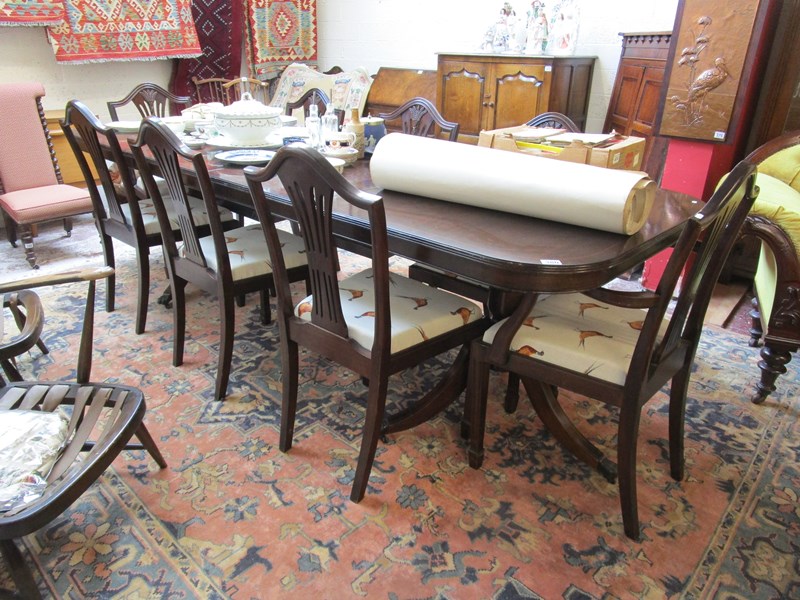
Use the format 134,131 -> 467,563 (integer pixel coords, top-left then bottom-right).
0,0 -> 678,131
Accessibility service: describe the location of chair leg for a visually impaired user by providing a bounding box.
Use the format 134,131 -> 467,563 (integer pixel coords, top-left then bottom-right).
3,211 -> 18,247
62,217 -> 74,237
20,224 -> 38,269
617,406 -> 642,541
350,372 -> 389,502
259,289 -> 271,325
1,539 -> 43,599
134,422 -> 167,468
668,362 -> 694,482
504,372 -> 521,413
465,342 -> 491,467
214,293 -> 236,400
171,279 -> 186,367
134,246 -> 150,334
279,339 -> 299,452
97,232 -> 116,314
748,296 -> 763,348
753,343 -> 793,404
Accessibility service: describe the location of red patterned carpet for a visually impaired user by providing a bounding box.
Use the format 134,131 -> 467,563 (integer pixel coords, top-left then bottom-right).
1,216 -> 798,599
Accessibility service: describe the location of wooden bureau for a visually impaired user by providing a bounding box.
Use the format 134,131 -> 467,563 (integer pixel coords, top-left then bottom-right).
436,52 -> 595,144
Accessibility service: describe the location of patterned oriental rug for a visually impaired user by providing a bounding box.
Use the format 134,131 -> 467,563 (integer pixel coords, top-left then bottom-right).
46,0 -> 201,64
0,0 -> 64,26
247,0 -> 317,80
1,217 -> 798,599
170,0 -> 245,104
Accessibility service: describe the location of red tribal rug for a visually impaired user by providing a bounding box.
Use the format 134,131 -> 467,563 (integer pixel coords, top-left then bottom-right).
46,0 -> 201,64
170,0 -> 245,103
247,0 -> 317,79
0,0 -> 64,26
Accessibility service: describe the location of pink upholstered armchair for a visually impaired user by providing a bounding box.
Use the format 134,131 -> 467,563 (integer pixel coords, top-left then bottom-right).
0,83 -> 93,269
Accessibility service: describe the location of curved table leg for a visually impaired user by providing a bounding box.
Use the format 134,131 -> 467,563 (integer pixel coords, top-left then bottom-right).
521,377 -> 617,483
383,344 -> 470,434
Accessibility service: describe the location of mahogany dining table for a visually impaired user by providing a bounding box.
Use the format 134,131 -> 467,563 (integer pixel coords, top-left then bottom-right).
117,138 -> 700,465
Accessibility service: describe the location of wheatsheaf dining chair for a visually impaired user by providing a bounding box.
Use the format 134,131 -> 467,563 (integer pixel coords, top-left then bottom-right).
0,266 -> 166,599
61,100 -> 237,335
244,145 -> 490,502
465,160 -> 759,540
0,82 -> 93,269
107,83 -> 191,121
130,118 -> 309,400
379,97 -> 459,141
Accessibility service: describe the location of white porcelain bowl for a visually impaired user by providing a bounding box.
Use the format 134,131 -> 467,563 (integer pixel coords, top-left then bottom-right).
213,93 -> 282,145
325,157 -> 346,174
322,146 -> 358,166
161,116 -> 187,135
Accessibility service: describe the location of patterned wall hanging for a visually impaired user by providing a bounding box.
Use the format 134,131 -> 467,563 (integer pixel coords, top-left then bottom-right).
0,0 -> 64,26
170,0 -> 245,102
247,0 -> 317,80
46,0 -> 201,64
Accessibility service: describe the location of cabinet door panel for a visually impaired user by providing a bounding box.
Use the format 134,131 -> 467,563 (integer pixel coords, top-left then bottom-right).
439,60 -> 486,136
631,67 -> 664,133
490,63 -> 549,130
607,64 -> 645,126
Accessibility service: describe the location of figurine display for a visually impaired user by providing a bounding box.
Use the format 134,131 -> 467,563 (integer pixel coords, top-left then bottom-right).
479,1 -> 579,56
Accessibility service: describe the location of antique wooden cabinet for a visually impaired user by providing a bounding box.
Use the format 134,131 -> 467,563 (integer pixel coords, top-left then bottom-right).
603,32 -> 672,178
436,52 -> 595,143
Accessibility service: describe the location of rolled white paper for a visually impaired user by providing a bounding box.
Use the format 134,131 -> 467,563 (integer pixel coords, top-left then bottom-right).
369,133 -> 655,235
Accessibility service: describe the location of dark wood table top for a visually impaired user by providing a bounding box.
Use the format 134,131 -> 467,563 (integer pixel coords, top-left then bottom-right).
204,154 -> 700,294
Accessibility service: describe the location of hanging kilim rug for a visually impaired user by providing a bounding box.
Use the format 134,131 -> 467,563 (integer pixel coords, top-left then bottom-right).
0,0 -> 64,26
170,0 -> 245,102
46,0 -> 201,64
247,0 -> 317,79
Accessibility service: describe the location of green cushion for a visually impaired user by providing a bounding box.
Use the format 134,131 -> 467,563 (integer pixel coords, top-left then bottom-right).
751,173 -> 800,322
760,145 -> 800,192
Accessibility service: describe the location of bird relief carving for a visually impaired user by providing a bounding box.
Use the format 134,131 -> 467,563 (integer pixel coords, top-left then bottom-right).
668,16 -> 733,129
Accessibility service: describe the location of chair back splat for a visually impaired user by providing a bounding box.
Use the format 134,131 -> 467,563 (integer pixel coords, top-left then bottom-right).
245,145 -> 489,502
465,159 -> 759,540
526,111 -> 581,132
107,82 -> 191,121
379,97 -> 459,141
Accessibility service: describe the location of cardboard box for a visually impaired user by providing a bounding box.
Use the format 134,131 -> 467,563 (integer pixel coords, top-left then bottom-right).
477,125 -> 645,171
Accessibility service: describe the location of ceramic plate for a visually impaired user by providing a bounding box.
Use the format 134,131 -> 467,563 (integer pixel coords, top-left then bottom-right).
214,149 -> 276,165
106,120 -> 141,133
205,134 -> 280,150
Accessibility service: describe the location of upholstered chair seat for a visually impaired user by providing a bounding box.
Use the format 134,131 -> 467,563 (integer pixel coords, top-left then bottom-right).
0,83 -> 93,268
295,268 -> 484,353
191,224 -> 307,281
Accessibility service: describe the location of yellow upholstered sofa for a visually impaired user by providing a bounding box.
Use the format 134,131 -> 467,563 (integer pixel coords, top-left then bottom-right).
741,130 -> 800,403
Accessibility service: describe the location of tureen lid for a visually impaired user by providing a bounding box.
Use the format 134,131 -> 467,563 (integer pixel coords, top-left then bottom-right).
215,92 -> 282,118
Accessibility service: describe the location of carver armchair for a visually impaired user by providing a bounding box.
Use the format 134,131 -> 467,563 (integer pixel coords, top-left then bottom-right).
131,118 -> 309,400
464,160 -> 758,540
0,82 -> 93,269
0,266 -> 166,599
244,145 -> 489,502
740,129 -> 800,403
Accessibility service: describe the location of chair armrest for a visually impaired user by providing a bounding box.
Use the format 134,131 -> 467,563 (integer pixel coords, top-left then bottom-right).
583,287 -> 660,309
0,266 -> 114,294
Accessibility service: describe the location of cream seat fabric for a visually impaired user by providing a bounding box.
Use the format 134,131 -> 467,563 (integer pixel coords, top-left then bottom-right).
193,224 -> 307,281
295,268 -> 484,353
483,292 -> 668,386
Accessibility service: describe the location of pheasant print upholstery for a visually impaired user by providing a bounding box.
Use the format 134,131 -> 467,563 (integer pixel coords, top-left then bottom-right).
294,268 -> 484,353
483,293 -> 668,385
192,225 -> 306,281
